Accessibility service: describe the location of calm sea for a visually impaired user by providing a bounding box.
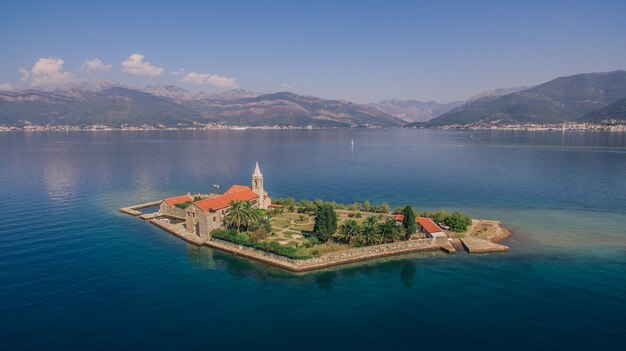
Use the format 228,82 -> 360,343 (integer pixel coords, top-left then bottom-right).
0,129 -> 625,350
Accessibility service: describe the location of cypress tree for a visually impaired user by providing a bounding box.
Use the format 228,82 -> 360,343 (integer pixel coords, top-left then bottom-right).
402,205 -> 417,240
313,203 -> 338,242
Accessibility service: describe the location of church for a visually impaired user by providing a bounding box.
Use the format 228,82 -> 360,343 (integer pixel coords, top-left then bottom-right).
160,163 -> 271,240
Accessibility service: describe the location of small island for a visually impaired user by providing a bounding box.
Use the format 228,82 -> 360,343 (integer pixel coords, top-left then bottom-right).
120,163 -> 509,271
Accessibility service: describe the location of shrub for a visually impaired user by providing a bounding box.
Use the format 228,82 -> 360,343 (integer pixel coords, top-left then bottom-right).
427,210 -> 450,224
444,211 -> 472,232
362,200 -> 371,212
305,236 -> 320,248
249,227 -> 269,242
174,201 -> 193,209
380,202 -> 390,213
355,212 -> 362,218
273,197 -> 296,206
211,229 -> 311,259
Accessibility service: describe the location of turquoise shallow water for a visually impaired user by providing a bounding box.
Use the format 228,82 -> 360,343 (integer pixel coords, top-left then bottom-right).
0,129 -> 625,350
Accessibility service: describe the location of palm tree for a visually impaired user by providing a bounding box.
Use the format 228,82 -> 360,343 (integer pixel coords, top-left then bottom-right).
378,218 -> 403,243
335,219 -> 360,244
226,200 -> 259,232
359,216 -> 380,245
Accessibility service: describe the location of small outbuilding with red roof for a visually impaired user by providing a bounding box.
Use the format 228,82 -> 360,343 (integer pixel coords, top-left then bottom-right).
394,214 -> 447,238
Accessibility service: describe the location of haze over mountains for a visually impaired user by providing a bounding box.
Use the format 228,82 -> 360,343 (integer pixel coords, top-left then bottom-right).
367,100 -> 463,122
0,82 -> 404,128
425,70 -> 626,126
1,70 -> 625,129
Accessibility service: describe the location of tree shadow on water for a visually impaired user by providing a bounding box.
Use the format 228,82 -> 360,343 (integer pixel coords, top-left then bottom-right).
187,245 -> 428,290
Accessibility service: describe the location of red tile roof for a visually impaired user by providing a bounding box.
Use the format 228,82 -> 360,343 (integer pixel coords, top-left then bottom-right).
163,194 -> 193,206
394,215 -> 443,234
194,188 -> 259,212
224,184 -> 252,194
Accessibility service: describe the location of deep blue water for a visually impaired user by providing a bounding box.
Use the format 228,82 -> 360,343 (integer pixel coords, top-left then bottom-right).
1,129 -> 625,350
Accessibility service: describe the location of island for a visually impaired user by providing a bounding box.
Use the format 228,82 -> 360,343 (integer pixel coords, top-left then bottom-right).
120,163 -> 510,271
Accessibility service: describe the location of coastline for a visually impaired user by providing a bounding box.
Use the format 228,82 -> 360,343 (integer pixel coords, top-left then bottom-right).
2,122 -> 625,132
149,218 -> 455,272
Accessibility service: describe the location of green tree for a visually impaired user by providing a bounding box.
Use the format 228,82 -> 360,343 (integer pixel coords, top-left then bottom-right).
335,219 -> 361,244
444,211 -> 472,232
299,200 -> 316,213
429,210 -> 450,224
225,200 -> 258,232
378,218 -> 403,243
252,217 -> 271,233
401,205 -> 417,240
362,200 -> 371,212
380,202 -> 390,213
313,204 -> 338,242
358,215 -> 380,245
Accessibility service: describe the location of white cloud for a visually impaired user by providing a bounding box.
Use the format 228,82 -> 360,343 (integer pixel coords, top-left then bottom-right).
0,82 -> 12,91
121,53 -> 164,76
20,57 -> 76,88
181,71 -> 238,88
280,83 -> 296,92
171,68 -> 185,76
81,58 -> 112,73
18,68 -> 30,81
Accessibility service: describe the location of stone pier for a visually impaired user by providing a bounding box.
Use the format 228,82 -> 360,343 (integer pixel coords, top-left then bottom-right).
460,236 -> 509,253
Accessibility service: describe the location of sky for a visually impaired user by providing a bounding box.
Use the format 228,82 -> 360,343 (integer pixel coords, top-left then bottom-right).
1,0 -> 625,103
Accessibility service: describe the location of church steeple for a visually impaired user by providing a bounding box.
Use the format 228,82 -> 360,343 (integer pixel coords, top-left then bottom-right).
252,162 -> 264,197
253,162 -> 262,178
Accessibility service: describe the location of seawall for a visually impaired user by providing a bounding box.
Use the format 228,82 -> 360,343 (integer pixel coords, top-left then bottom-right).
148,219 -> 452,272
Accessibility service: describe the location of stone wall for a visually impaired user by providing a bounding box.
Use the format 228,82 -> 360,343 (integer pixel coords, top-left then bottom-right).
208,237 -> 448,271
160,203 -> 187,219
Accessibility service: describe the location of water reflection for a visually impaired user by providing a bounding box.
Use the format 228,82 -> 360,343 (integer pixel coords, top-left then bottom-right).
186,244 -> 439,291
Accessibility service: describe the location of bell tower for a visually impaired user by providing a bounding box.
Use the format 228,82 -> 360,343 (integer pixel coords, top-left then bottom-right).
252,162 -> 264,205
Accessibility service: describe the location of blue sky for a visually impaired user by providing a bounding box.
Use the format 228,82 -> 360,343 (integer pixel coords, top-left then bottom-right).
1,0 -> 625,102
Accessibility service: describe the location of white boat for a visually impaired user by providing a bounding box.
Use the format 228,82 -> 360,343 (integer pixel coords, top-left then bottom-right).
212,184 -> 220,189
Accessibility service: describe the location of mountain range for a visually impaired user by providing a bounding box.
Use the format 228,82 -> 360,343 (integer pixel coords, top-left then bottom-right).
367,99 -> 463,122
424,70 -> 626,126
0,83 -> 404,128
1,70 -> 625,129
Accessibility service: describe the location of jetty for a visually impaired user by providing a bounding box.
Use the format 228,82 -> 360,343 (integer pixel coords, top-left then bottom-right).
460,236 -> 509,253
119,200 -> 162,216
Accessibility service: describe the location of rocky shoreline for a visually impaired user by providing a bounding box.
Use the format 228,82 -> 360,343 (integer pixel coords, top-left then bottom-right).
149,218 -> 454,272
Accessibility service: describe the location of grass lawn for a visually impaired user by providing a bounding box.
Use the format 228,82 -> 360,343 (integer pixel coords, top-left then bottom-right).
261,210 -> 393,257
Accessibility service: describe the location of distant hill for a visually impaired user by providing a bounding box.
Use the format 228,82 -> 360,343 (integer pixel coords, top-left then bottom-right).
0,87 -> 197,127
139,84 -> 261,101
0,86 -> 403,128
579,98 -> 626,124
368,99 -> 463,122
428,70 -> 626,126
465,86 -> 531,104
183,92 -> 405,127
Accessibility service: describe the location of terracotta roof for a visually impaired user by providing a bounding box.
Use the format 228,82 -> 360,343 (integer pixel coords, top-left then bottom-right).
194,188 -> 259,212
224,184 -> 252,194
163,194 -> 193,206
394,215 -> 444,234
